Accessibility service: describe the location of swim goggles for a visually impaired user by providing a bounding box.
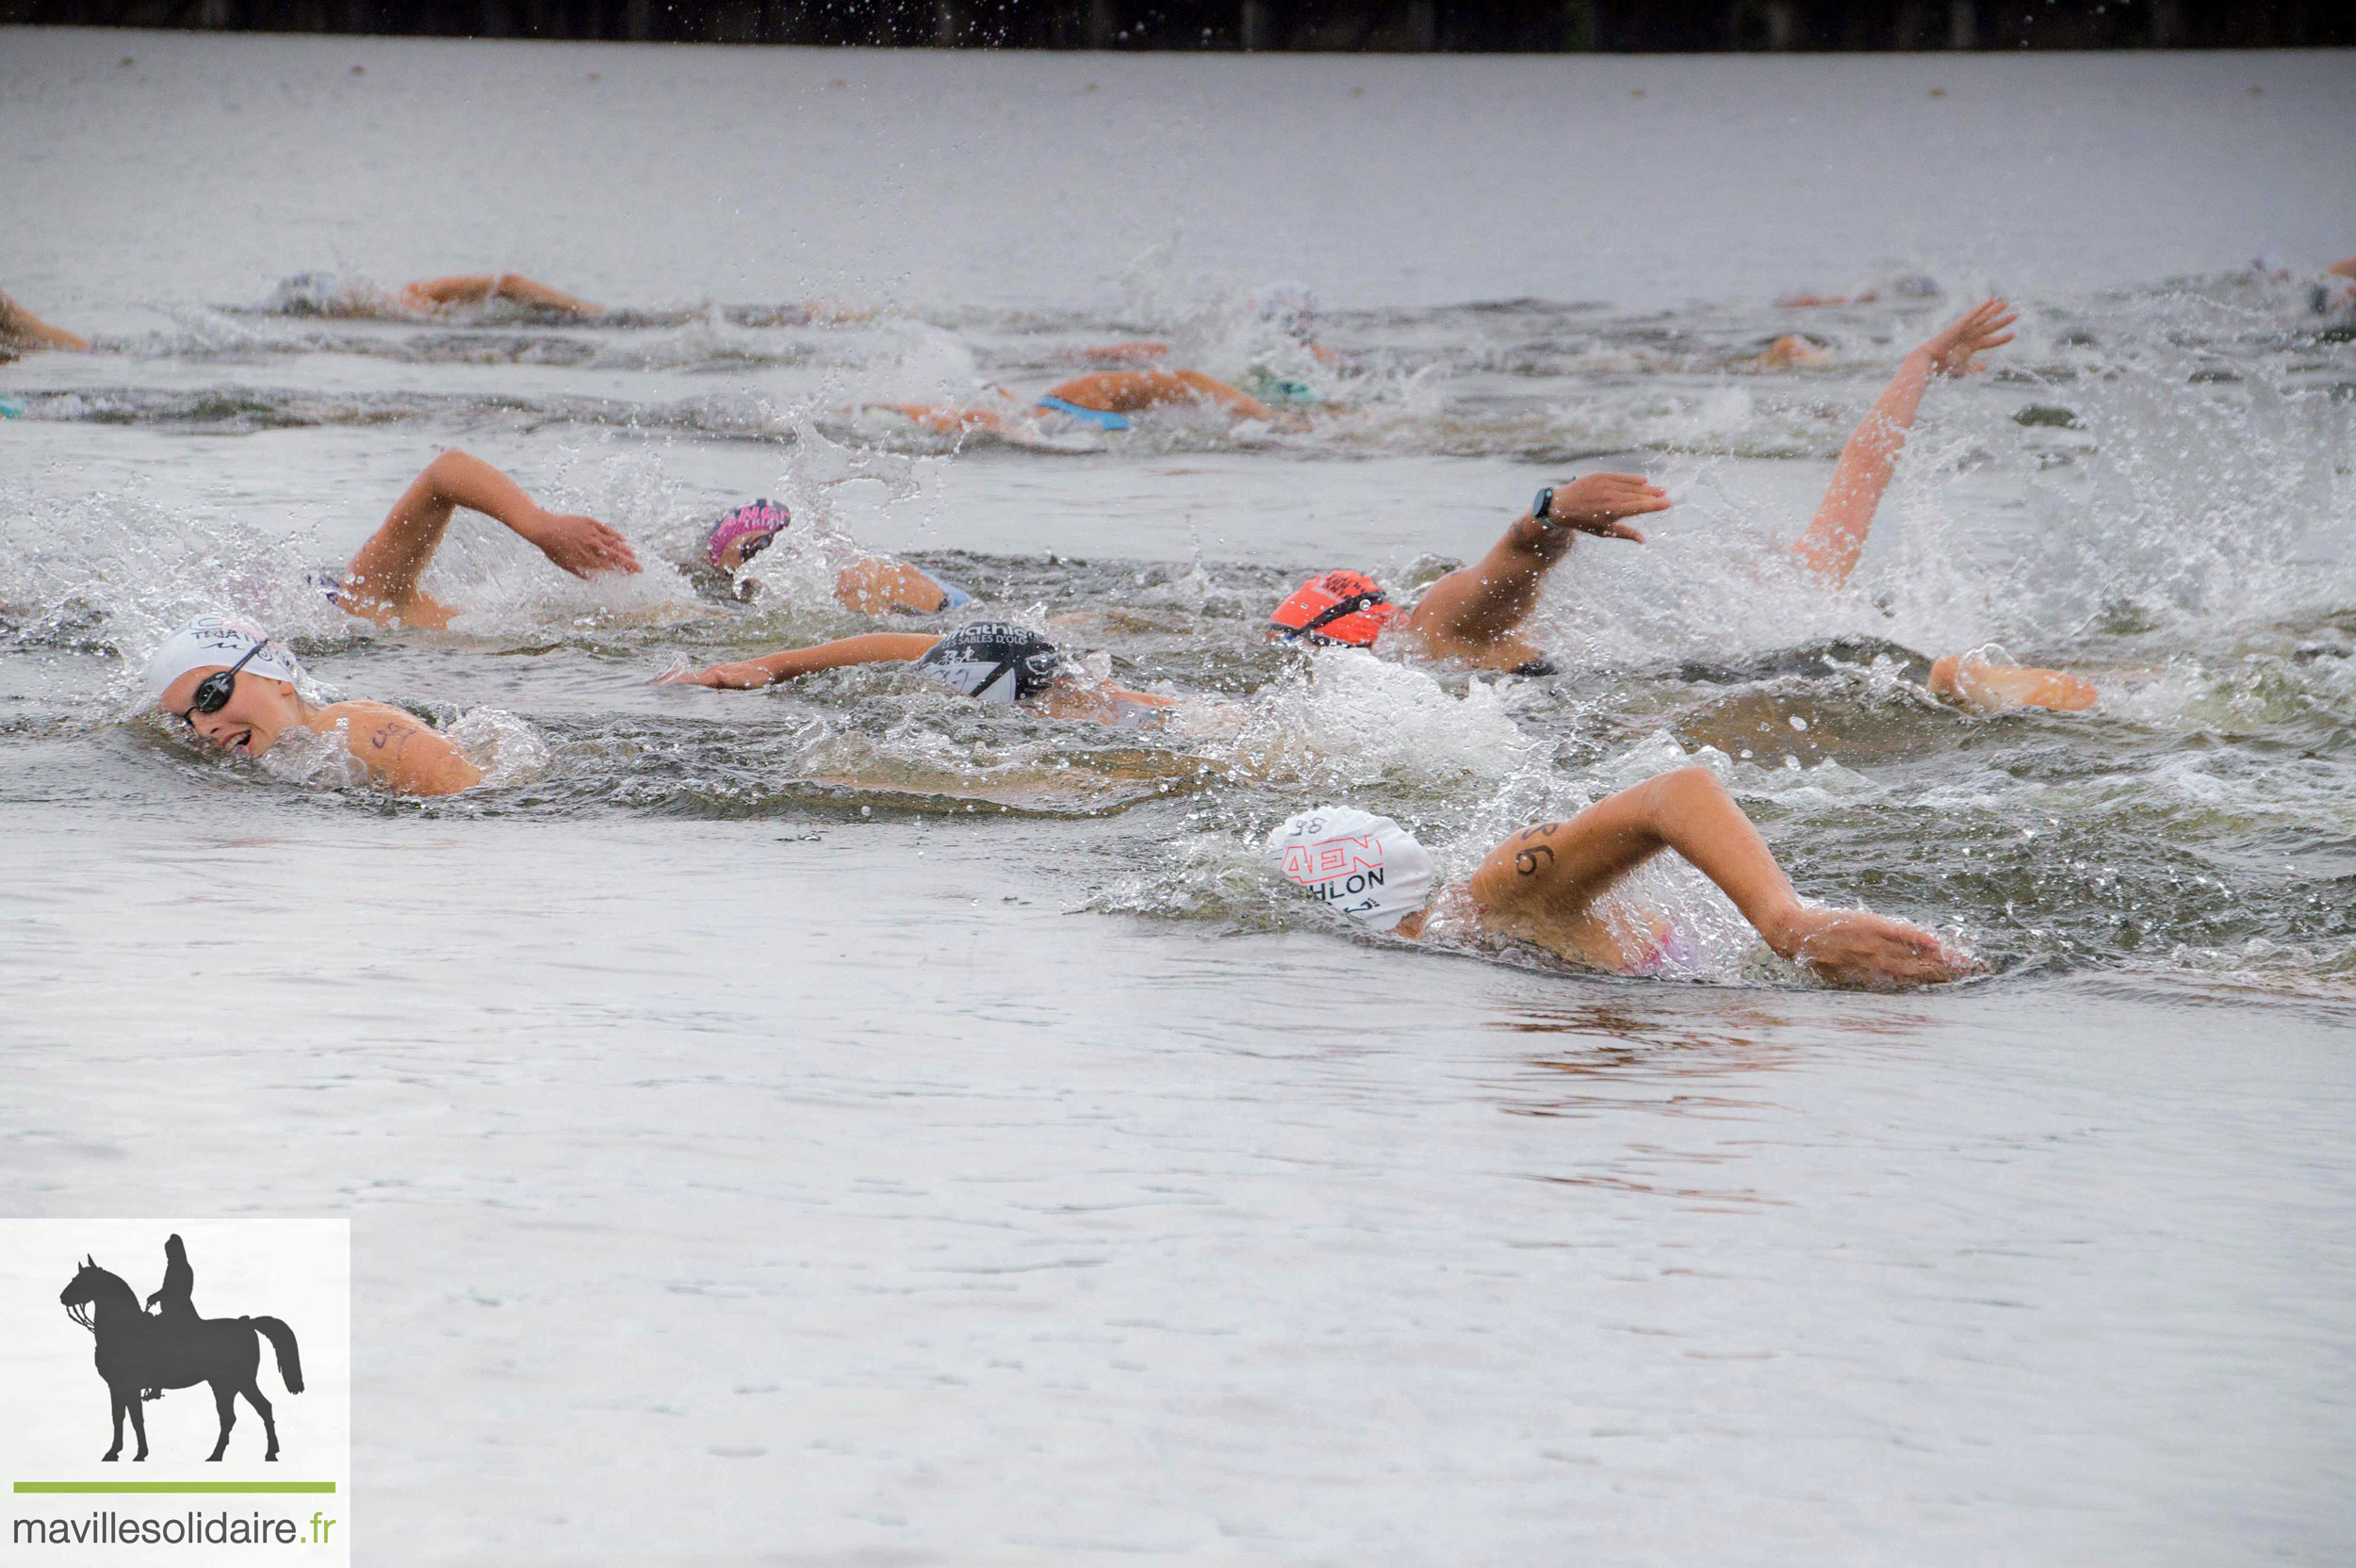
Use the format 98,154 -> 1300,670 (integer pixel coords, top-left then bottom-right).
1284,588 -> 1390,641
176,642 -> 268,725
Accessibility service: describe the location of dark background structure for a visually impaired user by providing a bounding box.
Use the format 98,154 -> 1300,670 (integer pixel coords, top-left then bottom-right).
7,0 -> 2348,51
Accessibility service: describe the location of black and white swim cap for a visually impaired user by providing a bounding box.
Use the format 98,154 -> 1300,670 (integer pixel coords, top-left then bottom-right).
914,621 -> 1063,705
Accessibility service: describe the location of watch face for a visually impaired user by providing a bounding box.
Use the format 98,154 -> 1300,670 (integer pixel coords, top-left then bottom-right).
1533,487 -> 1552,521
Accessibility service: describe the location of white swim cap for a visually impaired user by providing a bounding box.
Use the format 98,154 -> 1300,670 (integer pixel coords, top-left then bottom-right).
1268,806 -> 1435,934
143,616 -> 304,703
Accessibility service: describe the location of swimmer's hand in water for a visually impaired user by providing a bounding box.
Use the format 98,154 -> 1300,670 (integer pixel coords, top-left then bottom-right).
1771,906 -> 1976,988
518,510 -> 642,580
654,661 -> 773,690
1543,472 -> 1671,543
1915,298 -> 2017,379
1928,651 -> 2098,713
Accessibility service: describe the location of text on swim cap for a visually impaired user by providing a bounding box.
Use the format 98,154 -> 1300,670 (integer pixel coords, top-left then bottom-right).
1282,835 -> 1386,890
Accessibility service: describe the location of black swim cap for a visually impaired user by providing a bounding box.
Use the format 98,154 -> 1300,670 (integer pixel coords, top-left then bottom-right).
914,621 -> 1063,705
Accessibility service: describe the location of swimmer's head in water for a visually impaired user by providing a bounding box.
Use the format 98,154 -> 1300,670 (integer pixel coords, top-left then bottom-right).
1268,807 -> 1434,935
705,499 -> 791,571
914,621 -> 1063,705
1268,570 -> 1399,648
145,616 -> 303,705
144,616 -> 308,755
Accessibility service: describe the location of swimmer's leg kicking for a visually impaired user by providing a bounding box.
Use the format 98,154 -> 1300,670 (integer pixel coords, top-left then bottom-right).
1787,299 -> 2094,713
336,449 -> 641,629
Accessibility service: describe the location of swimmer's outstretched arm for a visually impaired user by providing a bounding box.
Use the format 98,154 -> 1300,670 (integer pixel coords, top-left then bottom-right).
397,274 -> 601,318
1403,474 -> 1667,662
0,289 -> 90,352
656,633 -> 944,690
1467,765 -> 1972,988
339,449 -> 642,628
1790,298 -> 2016,586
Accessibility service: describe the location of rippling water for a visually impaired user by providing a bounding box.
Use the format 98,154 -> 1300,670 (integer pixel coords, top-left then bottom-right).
5,29 -> 2353,1563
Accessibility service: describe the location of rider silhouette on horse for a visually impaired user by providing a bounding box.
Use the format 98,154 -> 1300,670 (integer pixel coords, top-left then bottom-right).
60,1238 -> 303,1463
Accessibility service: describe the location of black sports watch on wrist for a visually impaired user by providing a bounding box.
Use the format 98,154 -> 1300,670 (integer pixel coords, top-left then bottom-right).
1533,482 -> 1574,528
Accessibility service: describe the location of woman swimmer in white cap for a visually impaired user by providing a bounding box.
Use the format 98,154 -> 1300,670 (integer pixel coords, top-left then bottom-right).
143,616 -> 482,795
1269,767 -> 1972,988
657,619 -> 1177,729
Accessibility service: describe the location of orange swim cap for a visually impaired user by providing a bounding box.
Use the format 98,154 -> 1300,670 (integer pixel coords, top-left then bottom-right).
1268,570 -> 1399,648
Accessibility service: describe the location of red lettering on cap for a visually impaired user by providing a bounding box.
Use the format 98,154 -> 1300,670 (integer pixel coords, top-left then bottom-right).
1282,834 -> 1383,886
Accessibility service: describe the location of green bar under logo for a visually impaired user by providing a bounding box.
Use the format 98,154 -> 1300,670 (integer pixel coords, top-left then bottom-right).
12,1481 -> 336,1494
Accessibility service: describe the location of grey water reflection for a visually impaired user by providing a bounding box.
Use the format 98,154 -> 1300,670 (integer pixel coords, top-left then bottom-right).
1480,993 -> 1943,1210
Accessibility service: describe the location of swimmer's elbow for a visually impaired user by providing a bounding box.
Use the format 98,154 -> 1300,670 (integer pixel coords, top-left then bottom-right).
423,447 -> 481,485
403,755 -> 484,796
1648,764 -> 1729,810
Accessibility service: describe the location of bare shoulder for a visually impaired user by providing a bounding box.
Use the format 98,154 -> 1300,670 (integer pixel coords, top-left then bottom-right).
320,702 -> 483,796
1466,820 -> 1572,912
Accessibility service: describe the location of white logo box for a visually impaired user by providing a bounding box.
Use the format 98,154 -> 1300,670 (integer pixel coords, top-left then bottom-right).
0,1220 -> 350,1566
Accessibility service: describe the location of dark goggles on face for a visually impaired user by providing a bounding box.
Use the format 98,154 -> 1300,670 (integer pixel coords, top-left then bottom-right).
736,529 -> 778,564
1272,588 -> 1390,645
177,643 -> 266,725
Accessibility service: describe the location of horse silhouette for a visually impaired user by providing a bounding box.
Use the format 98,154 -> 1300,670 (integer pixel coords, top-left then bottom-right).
59,1254 -> 303,1462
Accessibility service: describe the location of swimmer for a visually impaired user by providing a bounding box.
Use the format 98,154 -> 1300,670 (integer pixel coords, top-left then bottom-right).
1788,298 -> 2096,712
657,619 -> 1177,729
1748,334 -> 1834,370
868,368 -> 1304,439
270,271 -> 600,319
1270,767 -> 1972,988
701,499 -> 973,615
332,449 -> 642,629
395,273 -> 601,318
143,617 -> 483,796
0,288 -> 90,352
2251,254 -> 2356,317
1267,472 -> 1672,674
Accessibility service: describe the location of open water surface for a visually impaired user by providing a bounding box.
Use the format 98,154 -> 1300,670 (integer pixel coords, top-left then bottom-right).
4,29 -> 2353,1563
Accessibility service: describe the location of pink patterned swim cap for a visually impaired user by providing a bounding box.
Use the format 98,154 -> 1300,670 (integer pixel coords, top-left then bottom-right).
705,499 -> 792,569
